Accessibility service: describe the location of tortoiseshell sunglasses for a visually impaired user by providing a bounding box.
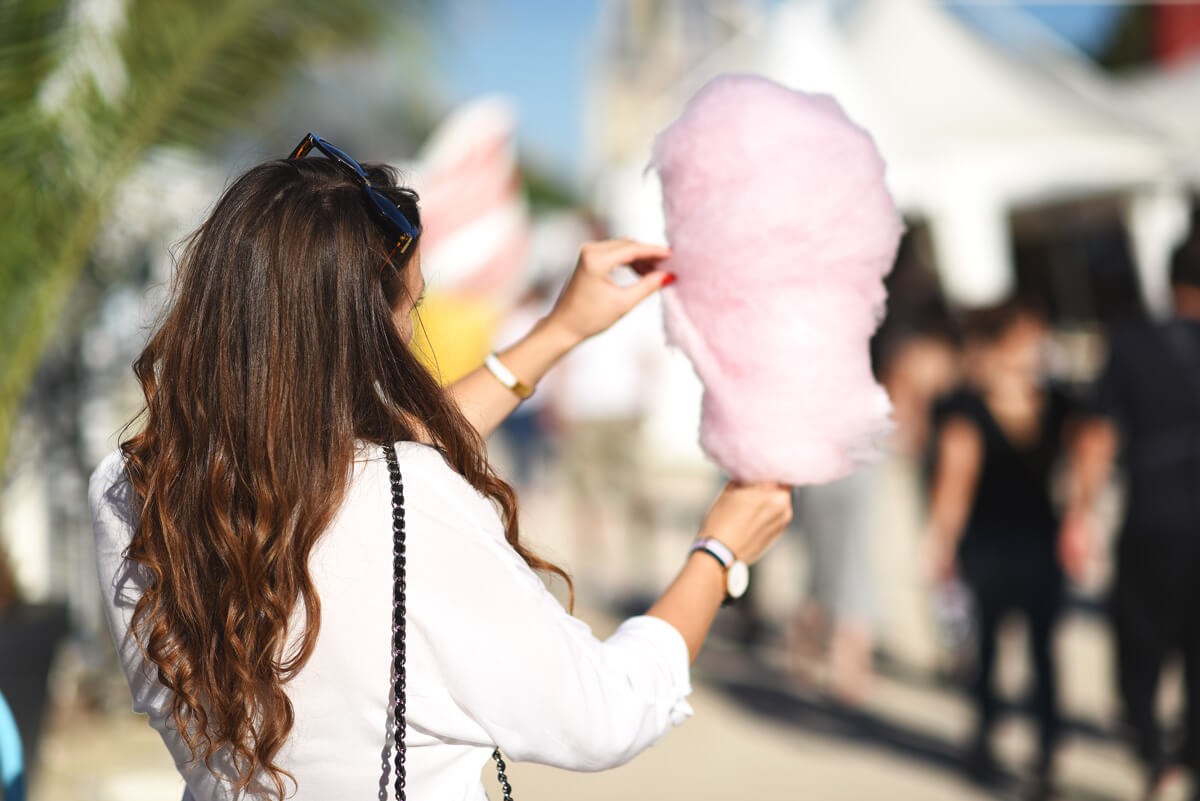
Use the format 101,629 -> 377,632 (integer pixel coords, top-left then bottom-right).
289,133 -> 418,257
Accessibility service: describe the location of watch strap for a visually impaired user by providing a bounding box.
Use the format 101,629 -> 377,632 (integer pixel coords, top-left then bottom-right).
691,537 -> 735,568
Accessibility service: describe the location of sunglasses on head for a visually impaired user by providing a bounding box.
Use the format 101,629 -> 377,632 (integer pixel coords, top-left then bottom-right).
288,133 -> 419,257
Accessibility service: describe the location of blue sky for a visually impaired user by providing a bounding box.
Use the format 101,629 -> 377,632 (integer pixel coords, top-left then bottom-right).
1014,3 -> 1124,52
433,2 -> 1123,181
434,1 -> 599,178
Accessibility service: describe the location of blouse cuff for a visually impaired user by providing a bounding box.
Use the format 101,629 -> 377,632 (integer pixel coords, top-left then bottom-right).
608,615 -> 695,727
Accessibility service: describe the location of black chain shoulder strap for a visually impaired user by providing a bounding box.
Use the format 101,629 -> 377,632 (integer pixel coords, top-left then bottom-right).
382,442 -> 514,801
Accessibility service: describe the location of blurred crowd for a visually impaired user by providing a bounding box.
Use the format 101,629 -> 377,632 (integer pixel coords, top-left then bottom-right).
5,205 -> 1199,801
476,218 -> 1200,801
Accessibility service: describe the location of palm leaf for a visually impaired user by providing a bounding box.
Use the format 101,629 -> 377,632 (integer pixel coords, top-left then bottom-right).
0,0 -> 430,466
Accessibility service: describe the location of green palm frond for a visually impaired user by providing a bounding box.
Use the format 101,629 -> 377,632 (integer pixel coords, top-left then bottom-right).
0,0 -> 429,466
0,1 -> 70,110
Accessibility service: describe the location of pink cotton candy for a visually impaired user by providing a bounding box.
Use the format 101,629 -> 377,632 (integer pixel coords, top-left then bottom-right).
650,74 -> 902,485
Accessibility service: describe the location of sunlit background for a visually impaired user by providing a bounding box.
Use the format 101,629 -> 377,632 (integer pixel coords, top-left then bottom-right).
3,1 -> 1200,799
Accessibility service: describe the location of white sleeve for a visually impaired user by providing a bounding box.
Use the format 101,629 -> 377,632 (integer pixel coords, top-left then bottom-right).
407,502 -> 694,771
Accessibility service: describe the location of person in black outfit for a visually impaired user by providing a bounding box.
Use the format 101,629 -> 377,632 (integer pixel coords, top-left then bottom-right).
1077,240 -> 1200,801
928,302 -> 1088,798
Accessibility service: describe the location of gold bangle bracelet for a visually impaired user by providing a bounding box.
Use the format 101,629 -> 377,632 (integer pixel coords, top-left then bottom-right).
484,353 -> 534,399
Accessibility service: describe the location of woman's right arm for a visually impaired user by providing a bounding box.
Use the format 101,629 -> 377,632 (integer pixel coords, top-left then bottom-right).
410,480 -> 791,771
1058,416 -> 1117,581
927,417 -> 984,580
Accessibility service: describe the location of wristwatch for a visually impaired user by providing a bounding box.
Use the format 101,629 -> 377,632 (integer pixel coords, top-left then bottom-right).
690,537 -> 749,602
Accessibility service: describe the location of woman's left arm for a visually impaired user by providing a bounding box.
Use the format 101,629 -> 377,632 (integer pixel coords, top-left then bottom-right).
448,239 -> 672,438
927,415 -> 984,581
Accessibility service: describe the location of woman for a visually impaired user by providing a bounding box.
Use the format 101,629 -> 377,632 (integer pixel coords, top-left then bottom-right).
89,137 -> 792,800
927,302 -> 1089,798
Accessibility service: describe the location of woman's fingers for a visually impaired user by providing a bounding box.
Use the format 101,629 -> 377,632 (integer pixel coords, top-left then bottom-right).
580,239 -> 671,275
622,269 -> 675,306
587,239 -> 676,306
544,239 -> 675,343
630,256 -> 670,277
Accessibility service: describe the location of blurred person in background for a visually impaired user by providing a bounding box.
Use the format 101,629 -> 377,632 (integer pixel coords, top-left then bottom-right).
788,327 -> 959,701
927,301 -> 1090,799
88,141 -> 795,801
1074,237 -> 1200,801
491,279 -> 558,491
788,473 -> 878,703
873,330 -> 961,673
788,327 -> 960,700
552,294 -> 662,601
0,549 -> 15,617
883,332 -> 961,463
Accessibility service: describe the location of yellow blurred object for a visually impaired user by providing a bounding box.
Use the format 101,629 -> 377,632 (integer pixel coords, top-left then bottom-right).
410,292 -> 500,385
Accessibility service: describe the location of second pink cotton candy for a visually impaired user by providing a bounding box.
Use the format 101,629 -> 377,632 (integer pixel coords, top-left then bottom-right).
650,74 -> 903,485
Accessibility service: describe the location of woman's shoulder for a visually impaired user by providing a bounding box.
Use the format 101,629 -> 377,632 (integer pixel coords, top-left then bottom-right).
351,440 -> 502,537
359,440 -> 478,495
341,440 -> 525,587
1042,382 -> 1082,434
89,450 -> 144,609
89,448 -> 128,498
932,385 -> 985,426
89,449 -> 137,536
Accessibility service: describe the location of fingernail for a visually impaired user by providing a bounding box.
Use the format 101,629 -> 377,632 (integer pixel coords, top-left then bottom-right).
661,273 -> 677,287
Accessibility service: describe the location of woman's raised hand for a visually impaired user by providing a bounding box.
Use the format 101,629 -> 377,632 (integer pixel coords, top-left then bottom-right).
544,239 -> 673,346
699,482 -> 793,565
447,240 -> 670,440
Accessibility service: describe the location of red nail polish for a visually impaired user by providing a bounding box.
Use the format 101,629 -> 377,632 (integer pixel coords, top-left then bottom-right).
661,273 -> 677,287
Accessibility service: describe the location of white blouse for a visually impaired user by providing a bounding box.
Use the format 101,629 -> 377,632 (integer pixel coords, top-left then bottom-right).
90,441 -> 693,801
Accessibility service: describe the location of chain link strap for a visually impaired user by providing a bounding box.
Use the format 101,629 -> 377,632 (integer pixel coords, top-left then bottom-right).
383,442 -> 515,800
492,749 -> 514,801
384,443 -> 408,801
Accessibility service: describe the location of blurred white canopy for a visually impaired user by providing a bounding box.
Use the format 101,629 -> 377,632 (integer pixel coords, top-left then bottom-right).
592,0 -> 1193,311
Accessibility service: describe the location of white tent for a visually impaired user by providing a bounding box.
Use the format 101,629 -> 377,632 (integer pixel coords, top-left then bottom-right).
592,0 -> 1189,312
1109,62 -> 1200,309
1111,57 -> 1200,182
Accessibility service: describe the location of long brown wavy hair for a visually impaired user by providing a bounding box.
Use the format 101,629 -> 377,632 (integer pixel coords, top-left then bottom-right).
120,155 -> 570,798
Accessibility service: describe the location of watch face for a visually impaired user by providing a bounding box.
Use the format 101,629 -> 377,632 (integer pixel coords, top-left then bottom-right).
727,561 -> 750,599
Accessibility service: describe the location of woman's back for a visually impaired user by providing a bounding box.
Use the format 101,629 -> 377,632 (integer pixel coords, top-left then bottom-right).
92,441 -> 693,800
90,139 -> 794,799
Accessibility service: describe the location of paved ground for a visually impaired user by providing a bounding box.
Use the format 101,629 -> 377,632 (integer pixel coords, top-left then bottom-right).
28,603 -> 1164,801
